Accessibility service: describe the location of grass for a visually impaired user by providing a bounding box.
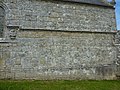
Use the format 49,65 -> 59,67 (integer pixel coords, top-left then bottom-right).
0,80 -> 120,90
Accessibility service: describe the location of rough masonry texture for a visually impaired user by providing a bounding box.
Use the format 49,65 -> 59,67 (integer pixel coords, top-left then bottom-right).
0,0 -> 119,80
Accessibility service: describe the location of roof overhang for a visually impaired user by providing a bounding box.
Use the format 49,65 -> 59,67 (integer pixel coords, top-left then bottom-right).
60,0 -> 115,8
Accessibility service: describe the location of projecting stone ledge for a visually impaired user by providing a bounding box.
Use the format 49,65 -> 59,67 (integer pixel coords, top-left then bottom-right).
53,0 -> 115,7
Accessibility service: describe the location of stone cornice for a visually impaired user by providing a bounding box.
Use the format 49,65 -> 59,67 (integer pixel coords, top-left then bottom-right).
56,0 -> 115,8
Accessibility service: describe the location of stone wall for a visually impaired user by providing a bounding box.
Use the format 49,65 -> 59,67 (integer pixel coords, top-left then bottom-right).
115,31 -> 120,79
0,30 -> 117,80
4,0 -> 116,32
0,0 -> 117,80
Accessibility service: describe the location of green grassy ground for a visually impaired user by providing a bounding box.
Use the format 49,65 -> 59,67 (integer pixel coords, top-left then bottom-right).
0,80 -> 120,90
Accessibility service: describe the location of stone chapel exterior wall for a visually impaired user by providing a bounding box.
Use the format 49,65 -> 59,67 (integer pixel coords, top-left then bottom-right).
0,0 -> 117,80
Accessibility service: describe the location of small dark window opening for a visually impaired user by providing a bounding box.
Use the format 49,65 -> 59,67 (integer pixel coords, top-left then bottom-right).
0,6 -> 5,38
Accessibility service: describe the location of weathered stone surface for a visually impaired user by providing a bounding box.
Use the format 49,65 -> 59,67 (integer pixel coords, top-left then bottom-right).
0,0 -> 117,80
115,31 -> 120,79
0,6 -> 5,37
0,30 -> 117,80
3,0 -> 116,32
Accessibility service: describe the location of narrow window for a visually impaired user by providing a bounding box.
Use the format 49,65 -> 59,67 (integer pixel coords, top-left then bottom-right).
0,6 -> 5,38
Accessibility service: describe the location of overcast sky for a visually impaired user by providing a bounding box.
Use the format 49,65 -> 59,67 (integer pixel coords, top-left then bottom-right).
116,0 -> 120,30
